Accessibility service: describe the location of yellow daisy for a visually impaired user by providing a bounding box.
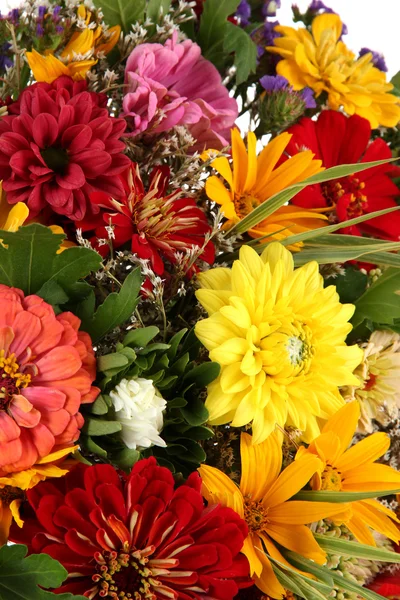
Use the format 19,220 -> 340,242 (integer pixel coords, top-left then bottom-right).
296,401 -> 400,546
200,432 -> 351,599
267,14 -> 400,128
0,445 -> 77,546
205,129 -> 327,249
195,242 -> 362,444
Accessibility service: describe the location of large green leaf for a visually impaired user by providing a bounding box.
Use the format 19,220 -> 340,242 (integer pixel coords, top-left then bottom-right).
229,158 -> 397,234
0,544 -> 86,600
197,0 -> 240,65
92,0 -> 146,31
294,488 -> 400,502
224,21 -> 257,84
0,224 -> 101,298
353,267 -> 400,327
314,534 -> 400,562
84,268 -> 142,342
146,0 -> 171,21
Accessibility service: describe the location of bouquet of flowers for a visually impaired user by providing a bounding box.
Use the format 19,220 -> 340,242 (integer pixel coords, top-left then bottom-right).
1,0 -> 400,598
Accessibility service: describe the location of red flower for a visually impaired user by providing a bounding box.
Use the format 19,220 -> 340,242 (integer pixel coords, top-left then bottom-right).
80,163 -> 215,275
368,572 -> 400,598
10,458 -> 251,599
0,76 -> 131,221
286,110 -> 400,240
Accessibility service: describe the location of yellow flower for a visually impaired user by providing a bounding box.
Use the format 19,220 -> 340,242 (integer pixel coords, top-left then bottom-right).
205,129 -> 327,250
296,401 -> 400,546
267,14 -> 400,128
0,182 -> 28,231
195,242 -> 362,444
26,4 -> 120,84
342,330 -> 400,433
48,225 -> 76,253
0,446 -> 77,546
200,432 -> 351,599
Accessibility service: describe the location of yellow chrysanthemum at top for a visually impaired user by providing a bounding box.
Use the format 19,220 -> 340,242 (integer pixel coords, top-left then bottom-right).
26,4 -> 120,84
297,401 -> 400,547
205,129 -> 327,250
200,432 -> 350,599
0,445 -> 77,546
267,14 -> 400,128
195,243 -> 362,444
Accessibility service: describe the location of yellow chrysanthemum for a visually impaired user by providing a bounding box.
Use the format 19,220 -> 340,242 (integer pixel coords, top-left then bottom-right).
0,446 -> 78,546
205,129 -> 327,250
195,242 -> 362,444
267,14 -> 400,128
296,401 -> 400,546
343,330 -> 400,433
26,4 -> 120,84
200,432 -> 351,599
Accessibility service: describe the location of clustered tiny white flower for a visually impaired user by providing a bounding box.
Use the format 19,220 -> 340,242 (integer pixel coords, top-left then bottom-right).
110,377 -> 167,450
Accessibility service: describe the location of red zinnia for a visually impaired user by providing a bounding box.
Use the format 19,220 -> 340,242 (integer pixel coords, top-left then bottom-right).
81,163 -> 215,275
0,76 -> 131,221
368,572 -> 400,598
11,458 -> 251,599
285,110 -> 400,240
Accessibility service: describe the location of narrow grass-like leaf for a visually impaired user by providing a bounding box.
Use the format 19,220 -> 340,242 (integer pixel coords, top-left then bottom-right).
314,534 -> 400,562
229,158 -> 397,234
293,488 -> 400,502
293,242 -> 400,266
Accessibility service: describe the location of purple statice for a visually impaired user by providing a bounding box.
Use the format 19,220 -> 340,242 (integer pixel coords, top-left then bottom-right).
301,87 -> 316,109
260,74 -> 288,91
262,0 -> 281,17
38,5 -> 46,20
52,5 -> 61,20
236,0 -> 251,26
359,47 -> 388,72
293,1 -> 348,35
0,42 -> 12,71
253,20 -> 280,58
8,8 -> 19,25
258,74 -> 316,131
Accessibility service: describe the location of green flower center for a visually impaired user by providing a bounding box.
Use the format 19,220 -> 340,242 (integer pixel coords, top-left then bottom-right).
41,147 -> 69,173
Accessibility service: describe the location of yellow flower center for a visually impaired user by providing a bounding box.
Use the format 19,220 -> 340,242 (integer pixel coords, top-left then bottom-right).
0,350 -> 31,409
320,465 -> 342,491
0,485 -> 24,507
234,193 -> 259,218
244,497 -> 269,532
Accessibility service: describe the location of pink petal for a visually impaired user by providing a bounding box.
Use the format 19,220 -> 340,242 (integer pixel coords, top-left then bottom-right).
40,408 -> 71,436
0,412 -> 20,443
23,386 -> 66,412
35,346 -> 82,382
9,311 -> 41,359
10,394 -> 41,428
0,437 -> 23,469
0,326 -> 15,355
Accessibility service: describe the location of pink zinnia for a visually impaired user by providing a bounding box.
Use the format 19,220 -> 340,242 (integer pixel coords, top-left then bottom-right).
0,76 -> 131,221
123,32 -> 238,151
0,285 -> 99,475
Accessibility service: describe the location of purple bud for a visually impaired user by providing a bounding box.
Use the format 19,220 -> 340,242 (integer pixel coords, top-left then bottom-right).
236,0 -> 251,26
55,25 -> 64,34
36,23 -> 44,37
38,6 -> 46,20
260,74 -> 289,92
8,8 -> 19,24
359,47 -> 388,72
262,0 -> 281,17
301,87 -> 316,108
52,6 -> 61,21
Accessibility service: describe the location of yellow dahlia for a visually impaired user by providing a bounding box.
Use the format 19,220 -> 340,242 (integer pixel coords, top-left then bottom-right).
26,5 -> 120,84
296,401 -> 400,546
205,129 -> 327,249
342,330 -> 400,433
0,446 -> 77,546
200,432 -> 350,599
267,14 -> 400,128
195,242 -> 362,444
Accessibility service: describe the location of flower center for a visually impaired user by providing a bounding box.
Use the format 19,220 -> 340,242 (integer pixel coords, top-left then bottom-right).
234,193 -> 259,218
320,465 -> 342,491
244,497 -> 269,533
41,146 -> 69,173
93,547 -> 157,599
0,485 -> 24,507
322,176 -> 367,219
286,336 -> 309,366
0,351 -> 31,410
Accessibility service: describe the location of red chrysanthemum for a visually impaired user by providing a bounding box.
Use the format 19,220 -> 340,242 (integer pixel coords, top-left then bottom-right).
79,163 -> 215,275
10,458 -> 251,599
285,110 -> 400,239
0,285 -> 99,475
0,76 -> 131,221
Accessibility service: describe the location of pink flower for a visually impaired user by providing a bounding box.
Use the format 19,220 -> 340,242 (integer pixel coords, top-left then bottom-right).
0,76 -> 131,221
123,32 -> 238,151
0,285 -> 99,475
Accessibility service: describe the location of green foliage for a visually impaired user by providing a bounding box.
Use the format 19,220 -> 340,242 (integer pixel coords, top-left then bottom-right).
146,0 -> 171,21
0,224 -> 101,308
92,0 -> 146,31
223,22 -> 257,84
0,544 -> 86,600
294,488 -> 400,502
314,534 -> 400,562
391,70 -> 400,96
81,327 -> 217,475
82,269 -> 142,343
353,268 -> 400,328
325,266 -> 368,304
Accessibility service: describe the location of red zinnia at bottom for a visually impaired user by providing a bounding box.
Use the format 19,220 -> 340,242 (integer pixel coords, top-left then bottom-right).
11,458 -> 251,599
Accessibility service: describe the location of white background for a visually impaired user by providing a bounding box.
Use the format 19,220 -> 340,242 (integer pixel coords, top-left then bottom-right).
0,0 -> 399,76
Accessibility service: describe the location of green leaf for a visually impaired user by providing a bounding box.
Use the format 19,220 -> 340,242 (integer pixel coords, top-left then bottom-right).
81,435 -> 108,458
390,70 -> 400,96
0,544 -> 86,600
112,447 -> 141,471
325,266 -> 368,304
224,21 -> 257,84
90,394 -> 109,416
229,158 -> 398,234
82,417 -> 122,436
292,241 -> 400,266
38,246 -> 102,290
183,362 -> 220,387
294,488 -> 400,502
37,281 -> 69,307
314,534 -> 400,562
85,268 -> 142,343
353,267 -> 400,328
197,0 -> 240,65
181,397 -> 209,426
97,353 -> 129,372
92,0 -> 146,31
167,329 -> 188,360
123,326 -> 159,348
146,0 -> 171,21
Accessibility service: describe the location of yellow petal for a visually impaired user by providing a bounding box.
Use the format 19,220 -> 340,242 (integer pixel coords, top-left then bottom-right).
36,444 -> 79,464
0,202 -> 28,231
266,522 -> 326,564
254,133 -> 292,199
197,267 -> 232,291
254,540 -> 286,599
350,501 -> 400,544
26,49 -> 70,84
205,175 -> 233,207
311,13 -> 343,45
336,432 -> 390,473
269,500 -> 352,524
242,534 -> 264,578
0,502 -> 12,547
231,128 -> 248,194
240,431 -> 282,502
210,156 -> 234,189
263,454 -> 322,508
342,463 -> 400,491
306,431 -> 342,467
243,132 -> 258,192
321,401 -> 360,453
9,499 -> 23,528
198,464 -> 244,517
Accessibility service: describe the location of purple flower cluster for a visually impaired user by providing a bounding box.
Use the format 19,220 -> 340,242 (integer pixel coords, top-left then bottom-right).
260,74 -> 316,108
359,47 -> 388,72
